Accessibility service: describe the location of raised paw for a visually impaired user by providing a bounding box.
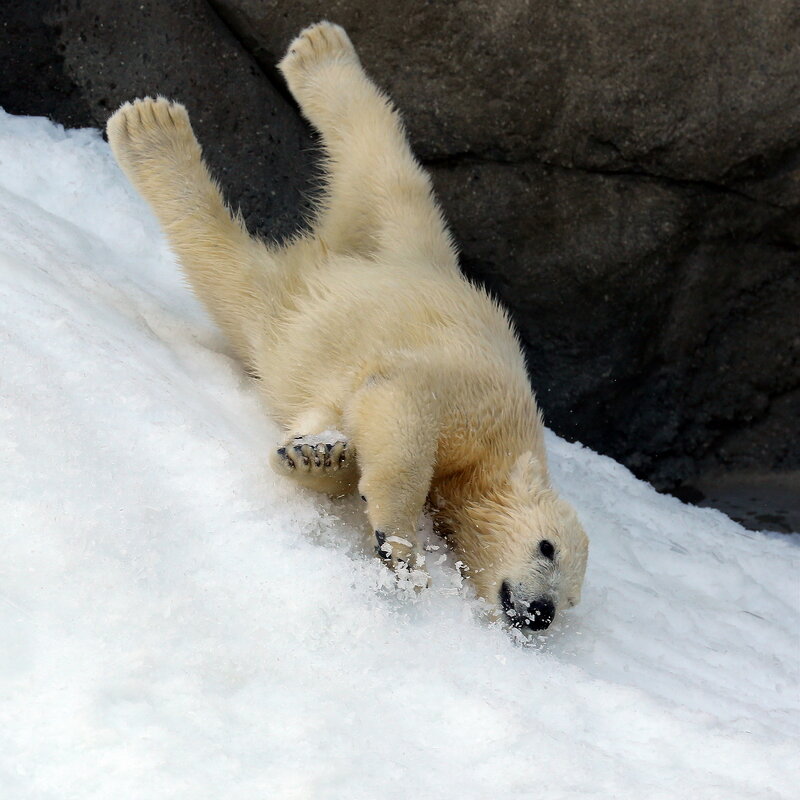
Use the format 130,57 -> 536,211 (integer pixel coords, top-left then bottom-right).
107,97 -> 199,176
278,21 -> 359,96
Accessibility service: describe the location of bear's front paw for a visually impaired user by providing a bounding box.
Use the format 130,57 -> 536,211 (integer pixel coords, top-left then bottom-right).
278,21 -> 359,93
275,434 -> 353,475
107,97 -> 199,174
375,530 -> 430,590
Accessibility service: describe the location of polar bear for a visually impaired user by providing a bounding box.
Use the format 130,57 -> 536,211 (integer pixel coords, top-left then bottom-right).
107,21 -> 588,631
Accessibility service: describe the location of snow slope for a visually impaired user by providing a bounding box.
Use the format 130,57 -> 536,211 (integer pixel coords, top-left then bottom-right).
0,110 -> 797,799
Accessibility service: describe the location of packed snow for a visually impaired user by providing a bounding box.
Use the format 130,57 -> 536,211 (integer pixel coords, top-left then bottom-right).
1,109 -> 798,799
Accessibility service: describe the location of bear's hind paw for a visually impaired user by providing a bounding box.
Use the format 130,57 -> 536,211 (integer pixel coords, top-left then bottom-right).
278,21 -> 358,95
107,97 -> 198,175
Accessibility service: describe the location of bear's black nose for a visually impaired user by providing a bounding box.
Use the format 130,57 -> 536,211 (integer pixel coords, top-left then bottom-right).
500,582 -> 556,631
524,598 -> 555,630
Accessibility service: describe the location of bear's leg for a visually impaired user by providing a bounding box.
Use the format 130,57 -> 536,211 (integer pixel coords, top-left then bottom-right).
346,380 -> 437,585
278,22 -> 457,269
107,98 -> 274,367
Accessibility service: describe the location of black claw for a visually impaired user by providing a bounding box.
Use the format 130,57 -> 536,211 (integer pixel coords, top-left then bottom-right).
293,445 -> 309,466
374,530 -> 391,561
280,438 -> 349,472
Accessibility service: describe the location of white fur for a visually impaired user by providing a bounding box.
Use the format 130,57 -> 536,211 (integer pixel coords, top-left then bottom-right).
106,22 -> 589,627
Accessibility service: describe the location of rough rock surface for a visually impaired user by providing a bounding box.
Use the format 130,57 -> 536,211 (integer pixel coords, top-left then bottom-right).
43,0 -> 316,241
211,0 -> 800,204
2,0 -> 799,492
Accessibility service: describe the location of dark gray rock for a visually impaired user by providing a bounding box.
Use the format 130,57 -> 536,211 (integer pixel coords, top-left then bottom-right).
688,470 -> 800,534
55,0 -> 318,241
430,160 -> 799,485
0,1 -> 92,127
2,0 -> 798,493
210,0 -> 800,194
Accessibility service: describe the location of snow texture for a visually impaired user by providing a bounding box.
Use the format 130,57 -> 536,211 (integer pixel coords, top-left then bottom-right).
0,110 -> 798,799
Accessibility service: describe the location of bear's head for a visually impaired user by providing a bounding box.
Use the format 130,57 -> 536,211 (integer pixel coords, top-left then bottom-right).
436,451 -> 588,633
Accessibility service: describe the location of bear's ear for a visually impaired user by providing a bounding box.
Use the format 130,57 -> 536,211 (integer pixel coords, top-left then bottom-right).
509,451 -> 550,497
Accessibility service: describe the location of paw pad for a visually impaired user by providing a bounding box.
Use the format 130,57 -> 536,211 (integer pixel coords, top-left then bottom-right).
278,21 -> 358,91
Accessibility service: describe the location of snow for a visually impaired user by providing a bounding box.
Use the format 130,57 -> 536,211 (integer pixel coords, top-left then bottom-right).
0,109 -> 797,799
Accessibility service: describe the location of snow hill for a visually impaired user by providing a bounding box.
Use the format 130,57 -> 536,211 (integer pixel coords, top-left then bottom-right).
0,110 -> 798,799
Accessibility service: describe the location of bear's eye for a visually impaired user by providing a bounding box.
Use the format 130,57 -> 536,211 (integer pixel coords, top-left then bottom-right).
539,539 -> 555,560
